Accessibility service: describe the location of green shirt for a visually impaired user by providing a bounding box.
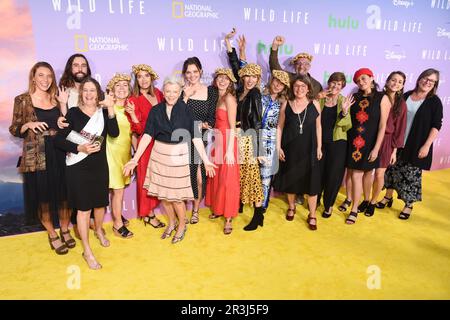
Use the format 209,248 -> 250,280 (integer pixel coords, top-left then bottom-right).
319,94 -> 352,141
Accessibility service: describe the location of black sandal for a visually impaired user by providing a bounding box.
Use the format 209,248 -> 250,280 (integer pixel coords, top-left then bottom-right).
143,214 -> 166,228
345,212 -> 358,225
364,203 -> 376,217
113,225 -> 134,238
357,200 -> 369,213
375,196 -> 393,209
338,198 -> 351,212
399,205 -> 413,220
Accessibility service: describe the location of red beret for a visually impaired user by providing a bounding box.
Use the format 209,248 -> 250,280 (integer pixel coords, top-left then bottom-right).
353,68 -> 374,83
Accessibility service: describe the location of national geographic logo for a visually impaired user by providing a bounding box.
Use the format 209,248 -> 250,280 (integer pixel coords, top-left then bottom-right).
172,0 -> 219,19
74,35 -> 129,52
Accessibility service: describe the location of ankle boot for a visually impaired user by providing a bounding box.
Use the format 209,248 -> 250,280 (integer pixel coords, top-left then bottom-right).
243,207 -> 264,231
238,201 -> 244,213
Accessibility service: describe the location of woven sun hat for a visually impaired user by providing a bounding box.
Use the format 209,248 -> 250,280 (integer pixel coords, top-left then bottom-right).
107,73 -> 131,91
291,52 -> 313,65
215,68 -> 237,83
237,63 -> 262,78
272,69 -> 290,88
131,64 -> 159,80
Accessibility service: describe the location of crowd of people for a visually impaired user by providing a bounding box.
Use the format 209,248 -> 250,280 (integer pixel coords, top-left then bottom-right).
10,30 -> 444,270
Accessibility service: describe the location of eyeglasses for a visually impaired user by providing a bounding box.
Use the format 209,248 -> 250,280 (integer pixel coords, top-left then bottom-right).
422,78 -> 437,85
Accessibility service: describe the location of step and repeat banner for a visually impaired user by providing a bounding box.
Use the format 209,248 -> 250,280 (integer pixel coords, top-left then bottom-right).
1,0 -> 449,219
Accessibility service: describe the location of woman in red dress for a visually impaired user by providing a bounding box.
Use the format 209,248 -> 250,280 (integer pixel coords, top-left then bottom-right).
205,68 -> 240,235
128,64 -> 165,228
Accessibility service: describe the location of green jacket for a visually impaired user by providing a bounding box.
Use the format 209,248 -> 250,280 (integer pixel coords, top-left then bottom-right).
319,95 -> 352,141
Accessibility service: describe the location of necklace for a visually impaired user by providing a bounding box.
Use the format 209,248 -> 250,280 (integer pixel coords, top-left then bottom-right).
297,105 -> 307,135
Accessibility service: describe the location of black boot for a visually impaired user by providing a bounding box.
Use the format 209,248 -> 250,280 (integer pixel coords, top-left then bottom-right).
243,207 -> 264,231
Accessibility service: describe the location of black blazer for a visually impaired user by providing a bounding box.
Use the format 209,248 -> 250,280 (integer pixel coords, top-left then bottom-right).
401,90 -> 443,170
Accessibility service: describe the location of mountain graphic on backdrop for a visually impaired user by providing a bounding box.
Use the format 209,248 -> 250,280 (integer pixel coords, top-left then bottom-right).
0,180 -> 24,214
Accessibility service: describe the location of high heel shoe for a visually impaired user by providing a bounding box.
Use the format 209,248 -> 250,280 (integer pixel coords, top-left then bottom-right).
345,211 -> 358,225
285,206 -> 296,221
238,202 -> 244,213
364,203 -> 376,217
143,214 -> 166,228
338,198 -> 351,212
161,224 -> 177,239
112,225 -> 133,239
82,252 -> 102,270
59,229 -> 76,249
171,226 -> 187,244
307,215 -> 317,231
375,197 -> 393,209
357,200 -> 369,213
48,235 -> 69,255
399,205 -> 413,220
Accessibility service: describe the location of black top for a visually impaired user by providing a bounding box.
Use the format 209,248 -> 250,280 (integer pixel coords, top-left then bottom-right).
321,105 -> 337,143
401,91 -> 443,170
227,48 -> 263,132
34,107 -> 60,129
55,107 -> 119,160
145,100 -> 201,144
182,85 -> 218,128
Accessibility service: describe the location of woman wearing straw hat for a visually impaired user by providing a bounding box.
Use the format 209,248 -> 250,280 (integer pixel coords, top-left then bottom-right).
224,30 -> 265,231
105,73 -> 135,239
205,68 -> 240,234
128,64 -> 166,229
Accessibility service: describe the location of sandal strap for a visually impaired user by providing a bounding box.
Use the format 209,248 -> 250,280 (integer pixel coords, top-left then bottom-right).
115,225 -> 132,237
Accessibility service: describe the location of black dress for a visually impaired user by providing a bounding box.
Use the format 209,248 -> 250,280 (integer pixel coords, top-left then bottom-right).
273,102 -> 321,195
23,107 -> 68,224
183,86 -> 218,199
55,108 -> 119,211
347,92 -> 383,170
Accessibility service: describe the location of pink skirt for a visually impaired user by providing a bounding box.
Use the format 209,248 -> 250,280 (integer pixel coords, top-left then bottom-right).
144,141 -> 194,202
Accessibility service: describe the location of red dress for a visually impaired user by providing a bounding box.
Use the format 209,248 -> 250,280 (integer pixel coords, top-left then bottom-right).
205,108 -> 240,218
128,90 -> 164,217
378,99 -> 407,168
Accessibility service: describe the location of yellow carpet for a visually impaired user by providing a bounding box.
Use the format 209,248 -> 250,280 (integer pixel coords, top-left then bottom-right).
1,169 -> 450,300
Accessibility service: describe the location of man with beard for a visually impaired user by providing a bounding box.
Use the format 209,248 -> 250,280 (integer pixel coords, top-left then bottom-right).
59,54 -> 92,110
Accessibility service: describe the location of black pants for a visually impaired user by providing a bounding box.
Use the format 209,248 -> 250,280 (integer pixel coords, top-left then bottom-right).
318,140 -> 347,211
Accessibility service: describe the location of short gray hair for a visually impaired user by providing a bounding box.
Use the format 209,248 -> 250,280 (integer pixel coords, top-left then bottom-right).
163,76 -> 183,90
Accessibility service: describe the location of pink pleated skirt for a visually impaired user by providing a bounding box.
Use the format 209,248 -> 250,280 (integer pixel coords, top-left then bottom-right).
144,140 -> 194,202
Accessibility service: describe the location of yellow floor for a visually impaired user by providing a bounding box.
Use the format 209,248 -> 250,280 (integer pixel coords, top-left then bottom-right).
1,169 -> 450,300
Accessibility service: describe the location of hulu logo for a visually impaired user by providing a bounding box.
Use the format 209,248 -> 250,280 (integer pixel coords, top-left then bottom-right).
257,41 -> 293,55
323,71 -> 352,85
328,14 -> 359,30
